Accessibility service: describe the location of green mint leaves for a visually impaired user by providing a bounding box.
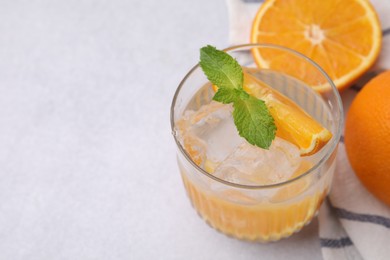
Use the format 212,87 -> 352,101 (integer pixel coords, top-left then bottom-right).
233,95 -> 276,149
200,45 -> 243,90
199,45 -> 276,149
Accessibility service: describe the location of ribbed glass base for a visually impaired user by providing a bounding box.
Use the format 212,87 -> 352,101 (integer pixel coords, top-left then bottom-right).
182,174 -> 326,242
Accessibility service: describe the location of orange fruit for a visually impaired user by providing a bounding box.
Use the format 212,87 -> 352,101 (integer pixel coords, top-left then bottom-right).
250,0 -> 382,92
345,71 -> 390,206
213,72 -> 332,156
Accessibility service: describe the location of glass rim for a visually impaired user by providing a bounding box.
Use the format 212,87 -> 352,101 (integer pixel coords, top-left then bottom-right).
170,43 -> 344,190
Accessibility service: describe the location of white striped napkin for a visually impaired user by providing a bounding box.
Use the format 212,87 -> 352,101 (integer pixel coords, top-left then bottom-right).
226,0 -> 390,259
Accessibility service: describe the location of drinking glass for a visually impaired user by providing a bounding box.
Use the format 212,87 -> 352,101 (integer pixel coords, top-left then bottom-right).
171,44 -> 343,242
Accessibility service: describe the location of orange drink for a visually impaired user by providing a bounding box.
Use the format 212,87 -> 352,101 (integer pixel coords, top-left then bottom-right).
171,44 -> 343,242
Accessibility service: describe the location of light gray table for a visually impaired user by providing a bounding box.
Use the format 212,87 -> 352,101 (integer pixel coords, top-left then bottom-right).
0,0 -> 322,259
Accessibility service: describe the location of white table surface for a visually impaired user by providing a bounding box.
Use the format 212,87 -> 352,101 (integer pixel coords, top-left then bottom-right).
0,0 -> 322,259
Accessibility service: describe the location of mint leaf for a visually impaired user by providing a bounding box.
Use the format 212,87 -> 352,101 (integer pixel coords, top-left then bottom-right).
213,88 -> 241,104
233,95 -> 276,149
200,45 -> 243,90
199,45 -> 276,149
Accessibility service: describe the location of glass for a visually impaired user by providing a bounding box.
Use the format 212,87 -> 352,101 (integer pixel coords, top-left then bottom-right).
170,44 -> 343,242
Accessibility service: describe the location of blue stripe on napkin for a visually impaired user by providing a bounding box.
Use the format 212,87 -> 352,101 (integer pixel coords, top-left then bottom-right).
334,207 -> 390,229
350,85 -> 363,92
241,0 -> 263,2
320,237 -> 353,248
383,28 -> 390,37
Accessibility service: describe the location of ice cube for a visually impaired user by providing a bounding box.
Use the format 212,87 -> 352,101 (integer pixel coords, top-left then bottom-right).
176,101 -> 244,166
213,137 -> 301,186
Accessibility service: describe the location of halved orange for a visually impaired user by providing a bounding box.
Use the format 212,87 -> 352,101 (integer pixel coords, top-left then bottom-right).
250,0 -> 382,92
213,72 -> 332,156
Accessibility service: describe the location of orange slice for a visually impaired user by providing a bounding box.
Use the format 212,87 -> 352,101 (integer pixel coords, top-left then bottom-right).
250,0 -> 382,92
212,72 -> 333,156
244,72 -> 332,156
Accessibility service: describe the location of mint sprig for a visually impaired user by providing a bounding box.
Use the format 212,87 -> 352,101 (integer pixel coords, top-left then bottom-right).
200,45 -> 243,90
199,45 -> 276,149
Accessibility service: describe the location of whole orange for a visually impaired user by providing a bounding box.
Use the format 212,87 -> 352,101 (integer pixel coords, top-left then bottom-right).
345,71 -> 390,206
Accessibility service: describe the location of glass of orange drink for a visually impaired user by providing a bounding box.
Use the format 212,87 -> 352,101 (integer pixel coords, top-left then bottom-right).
171,44 -> 343,242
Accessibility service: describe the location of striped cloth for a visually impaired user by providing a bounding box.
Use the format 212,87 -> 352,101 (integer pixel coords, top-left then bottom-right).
227,0 -> 390,259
